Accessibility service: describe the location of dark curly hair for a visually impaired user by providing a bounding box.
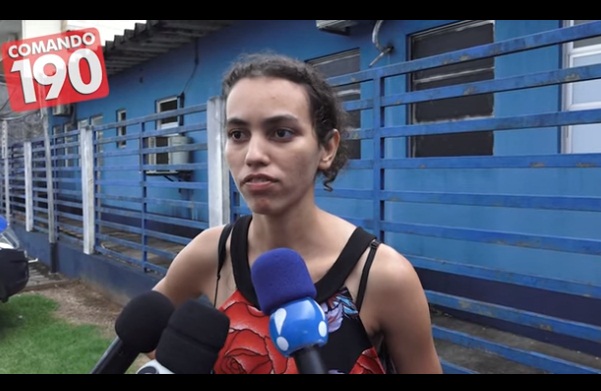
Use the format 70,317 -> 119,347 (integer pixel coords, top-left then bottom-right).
222,52 -> 350,192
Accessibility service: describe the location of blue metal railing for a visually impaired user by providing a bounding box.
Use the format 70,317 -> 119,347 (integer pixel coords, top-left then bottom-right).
2,20 -> 601,374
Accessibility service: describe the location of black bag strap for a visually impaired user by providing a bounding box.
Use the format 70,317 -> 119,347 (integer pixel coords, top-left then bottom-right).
214,222 -> 234,306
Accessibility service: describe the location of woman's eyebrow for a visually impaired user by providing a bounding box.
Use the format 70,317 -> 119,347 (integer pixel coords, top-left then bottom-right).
261,114 -> 299,127
226,114 -> 300,128
225,117 -> 248,127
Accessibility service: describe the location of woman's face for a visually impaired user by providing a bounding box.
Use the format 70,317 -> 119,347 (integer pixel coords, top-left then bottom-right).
224,76 -> 336,216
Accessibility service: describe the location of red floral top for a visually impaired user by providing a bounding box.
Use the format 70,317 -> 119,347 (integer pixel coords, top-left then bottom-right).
213,289 -> 386,374
213,214 -> 388,374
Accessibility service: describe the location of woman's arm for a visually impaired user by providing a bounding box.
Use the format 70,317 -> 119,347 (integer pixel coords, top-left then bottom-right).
152,225 -> 224,307
145,225 -> 225,360
366,244 -> 443,374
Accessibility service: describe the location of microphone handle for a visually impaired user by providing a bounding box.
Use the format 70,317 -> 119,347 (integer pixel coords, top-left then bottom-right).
136,359 -> 174,374
293,346 -> 328,374
90,338 -> 139,374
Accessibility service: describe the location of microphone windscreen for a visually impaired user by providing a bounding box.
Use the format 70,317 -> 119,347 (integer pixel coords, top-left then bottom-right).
155,299 -> 230,374
114,290 -> 175,353
251,248 -> 316,315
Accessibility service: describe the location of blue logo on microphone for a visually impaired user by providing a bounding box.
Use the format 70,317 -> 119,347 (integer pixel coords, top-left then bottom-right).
268,298 -> 328,357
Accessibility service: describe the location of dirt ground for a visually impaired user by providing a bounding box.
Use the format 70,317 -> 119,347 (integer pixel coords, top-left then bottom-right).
23,278 -> 152,372
30,280 -> 123,339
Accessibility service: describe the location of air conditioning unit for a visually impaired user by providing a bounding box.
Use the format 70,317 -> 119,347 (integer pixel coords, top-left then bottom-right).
316,20 -> 357,34
146,135 -> 191,174
52,104 -> 72,116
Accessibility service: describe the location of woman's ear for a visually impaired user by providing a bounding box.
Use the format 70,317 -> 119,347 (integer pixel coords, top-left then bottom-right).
319,129 -> 340,170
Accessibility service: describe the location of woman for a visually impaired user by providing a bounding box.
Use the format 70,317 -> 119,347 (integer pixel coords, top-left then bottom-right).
152,53 -> 442,374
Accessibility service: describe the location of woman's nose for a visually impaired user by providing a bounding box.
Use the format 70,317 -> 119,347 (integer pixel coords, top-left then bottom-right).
244,135 -> 270,166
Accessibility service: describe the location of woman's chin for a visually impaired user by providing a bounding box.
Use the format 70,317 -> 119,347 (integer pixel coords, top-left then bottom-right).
246,201 -> 276,215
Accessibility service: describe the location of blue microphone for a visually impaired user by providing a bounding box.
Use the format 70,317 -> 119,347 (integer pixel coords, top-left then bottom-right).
251,248 -> 328,374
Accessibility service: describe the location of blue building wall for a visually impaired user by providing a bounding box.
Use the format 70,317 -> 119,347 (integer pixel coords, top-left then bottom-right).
48,20 -> 598,264
49,19 -> 601,283
37,20 -> 601,357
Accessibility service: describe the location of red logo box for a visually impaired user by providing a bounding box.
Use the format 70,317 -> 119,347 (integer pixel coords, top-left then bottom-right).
1,27 -> 109,112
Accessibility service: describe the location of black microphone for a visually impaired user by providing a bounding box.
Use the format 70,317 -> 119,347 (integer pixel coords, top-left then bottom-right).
250,248 -> 329,374
136,299 -> 230,374
90,290 -> 175,374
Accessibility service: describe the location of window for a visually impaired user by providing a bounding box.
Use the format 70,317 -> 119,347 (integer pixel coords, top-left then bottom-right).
116,109 -> 127,148
408,20 -> 495,157
91,116 -> 103,127
308,50 -> 361,159
563,20 -> 601,153
156,96 -> 181,130
146,97 -> 182,171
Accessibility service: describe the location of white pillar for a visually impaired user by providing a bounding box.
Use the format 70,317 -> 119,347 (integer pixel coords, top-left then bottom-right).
1,121 -> 10,224
207,97 -> 230,227
41,109 -> 56,243
81,125 -> 95,254
24,141 -> 33,231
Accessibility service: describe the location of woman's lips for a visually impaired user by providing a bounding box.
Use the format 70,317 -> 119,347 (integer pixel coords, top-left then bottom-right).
242,174 -> 277,192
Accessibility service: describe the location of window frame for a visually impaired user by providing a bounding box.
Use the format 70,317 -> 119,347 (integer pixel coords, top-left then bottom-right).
562,19 -> 601,153
156,96 -> 180,131
116,109 -> 127,149
308,50 -> 362,160
408,19 -> 495,158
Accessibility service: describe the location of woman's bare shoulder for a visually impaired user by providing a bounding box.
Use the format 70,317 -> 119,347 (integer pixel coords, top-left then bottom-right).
180,224 -> 227,258
366,243 -> 442,373
153,224 -> 229,306
368,243 -> 423,294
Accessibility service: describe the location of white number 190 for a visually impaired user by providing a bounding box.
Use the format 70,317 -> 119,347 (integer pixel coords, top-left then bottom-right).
11,48 -> 104,104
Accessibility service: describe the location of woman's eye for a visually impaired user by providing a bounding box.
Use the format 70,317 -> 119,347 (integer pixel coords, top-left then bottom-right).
228,130 -> 244,140
273,128 -> 293,139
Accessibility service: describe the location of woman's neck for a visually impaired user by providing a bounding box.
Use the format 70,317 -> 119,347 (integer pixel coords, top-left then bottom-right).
248,206 -> 325,253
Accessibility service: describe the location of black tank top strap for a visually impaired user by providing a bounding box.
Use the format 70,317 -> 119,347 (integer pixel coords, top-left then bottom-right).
355,238 -> 380,312
227,215 -> 377,307
230,214 -> 259,306
214,220 -> 235,307
217,223 -> 234,278
314,227 -> 376,303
